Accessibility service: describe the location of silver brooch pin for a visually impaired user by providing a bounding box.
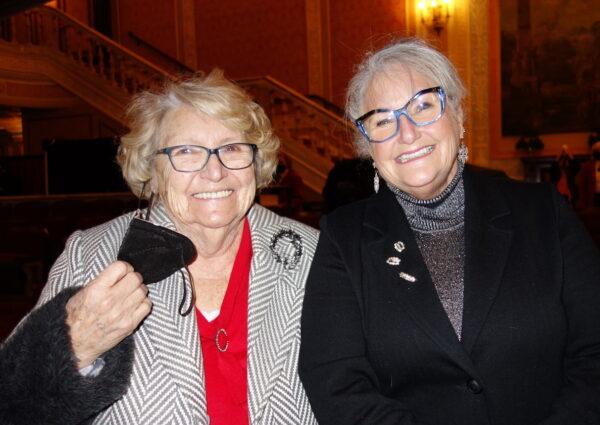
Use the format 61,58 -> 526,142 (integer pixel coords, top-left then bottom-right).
386,240 -> 417,283
270,229 -> 303,270
394,241 -> 405,253
399,272 -> 417,283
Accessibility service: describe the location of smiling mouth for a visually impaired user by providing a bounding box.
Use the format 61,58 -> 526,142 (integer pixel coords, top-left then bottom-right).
192,190 -> 233,200
398,146 -> 434,163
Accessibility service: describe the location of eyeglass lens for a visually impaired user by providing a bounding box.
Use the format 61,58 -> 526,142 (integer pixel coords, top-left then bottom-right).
361,90 -> 443,143
168,143 -> 254,172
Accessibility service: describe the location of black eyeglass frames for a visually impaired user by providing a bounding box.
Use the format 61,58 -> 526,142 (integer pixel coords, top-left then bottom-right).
155,142 -> 257,172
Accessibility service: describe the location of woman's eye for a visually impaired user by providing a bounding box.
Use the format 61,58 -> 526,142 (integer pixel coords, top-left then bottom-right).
375,117 -> 395,127
415,102 -> 432,112
173,147 -> 194,156
222,144 -> 242,152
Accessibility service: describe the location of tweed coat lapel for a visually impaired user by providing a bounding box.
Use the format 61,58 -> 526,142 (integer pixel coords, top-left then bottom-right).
363,184 -> 479,377
246,204 -> 313,423
140,203 -> 207,423
461,168 -> 513,354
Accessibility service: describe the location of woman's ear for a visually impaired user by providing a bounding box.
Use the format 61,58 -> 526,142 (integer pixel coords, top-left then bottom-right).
455,108 -> 465,135
366,140 -> 375,158
148,172 -> 161,198
149,148 -> 168,195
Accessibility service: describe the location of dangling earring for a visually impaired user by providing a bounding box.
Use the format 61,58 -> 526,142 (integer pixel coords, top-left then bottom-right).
458,143 -> 469,163
373,165 -> 380,193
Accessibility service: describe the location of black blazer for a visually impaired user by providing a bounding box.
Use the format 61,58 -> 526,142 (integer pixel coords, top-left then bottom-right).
299,167 -> 600,425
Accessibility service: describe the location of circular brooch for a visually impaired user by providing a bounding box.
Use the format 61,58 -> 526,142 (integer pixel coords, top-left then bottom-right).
215,328 -> 229,352
269,229 -> 303,270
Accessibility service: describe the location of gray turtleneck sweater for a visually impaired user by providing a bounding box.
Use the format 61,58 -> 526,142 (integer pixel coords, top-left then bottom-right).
386,161 -> 466,339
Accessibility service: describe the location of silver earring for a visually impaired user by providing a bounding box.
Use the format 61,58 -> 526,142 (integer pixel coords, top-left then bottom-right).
373,169 -> 380,193
458,143 -> 469,163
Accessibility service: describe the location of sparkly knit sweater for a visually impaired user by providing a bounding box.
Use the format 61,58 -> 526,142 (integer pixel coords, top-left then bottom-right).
386,161 -> 466,339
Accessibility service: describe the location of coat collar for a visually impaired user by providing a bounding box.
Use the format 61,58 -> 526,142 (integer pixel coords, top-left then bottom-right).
362,166 -> 513,372
461,166 -> 513,353
245,204 -> 314,423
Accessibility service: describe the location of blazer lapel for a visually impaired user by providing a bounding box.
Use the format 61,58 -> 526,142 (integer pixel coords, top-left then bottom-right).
365,186 -> 477,375
461,169 -> 513,354
142,203 -> 206,422
246,205 -> 310,423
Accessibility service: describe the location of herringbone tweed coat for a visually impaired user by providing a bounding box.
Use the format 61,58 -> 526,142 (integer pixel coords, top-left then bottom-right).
37,202 -> 319,424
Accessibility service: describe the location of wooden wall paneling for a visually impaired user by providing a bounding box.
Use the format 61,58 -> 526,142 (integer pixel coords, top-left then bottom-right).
21,106 -> 122,155
176,0 -> 198,69
60,0 -> 90,25
305,0 -> 331,99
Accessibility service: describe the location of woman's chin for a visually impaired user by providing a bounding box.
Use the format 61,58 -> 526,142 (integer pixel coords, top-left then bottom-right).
397,175 -> 445,199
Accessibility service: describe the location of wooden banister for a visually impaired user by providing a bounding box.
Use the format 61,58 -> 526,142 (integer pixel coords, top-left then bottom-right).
0,6 -> 172,96
0,5 -> 356,191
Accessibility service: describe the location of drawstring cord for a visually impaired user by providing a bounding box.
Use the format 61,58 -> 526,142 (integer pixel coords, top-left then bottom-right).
179,268 -> 196,316
135,182 -> 195,317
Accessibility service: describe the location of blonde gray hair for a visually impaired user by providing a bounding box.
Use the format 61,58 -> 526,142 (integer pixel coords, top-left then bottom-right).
118,69 -> 280,198
346,38 -> 466,156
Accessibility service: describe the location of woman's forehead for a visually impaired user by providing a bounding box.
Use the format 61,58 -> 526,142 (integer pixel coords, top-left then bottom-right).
362,67 -> 432,111
160,106 -> 240,143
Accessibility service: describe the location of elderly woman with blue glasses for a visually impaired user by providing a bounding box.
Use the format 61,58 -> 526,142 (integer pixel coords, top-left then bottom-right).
2,70 -> 319,424
299,38 -> 600,425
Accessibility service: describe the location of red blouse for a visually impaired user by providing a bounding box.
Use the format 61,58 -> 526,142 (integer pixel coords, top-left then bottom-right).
196,219 -> 252,425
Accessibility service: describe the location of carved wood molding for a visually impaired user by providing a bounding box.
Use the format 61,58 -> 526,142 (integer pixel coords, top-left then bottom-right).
1,5 -> 353,192
0,54 -> 79,108
0,41 -> 129,123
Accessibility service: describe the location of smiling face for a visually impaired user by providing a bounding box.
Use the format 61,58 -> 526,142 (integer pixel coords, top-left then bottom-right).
155,106 -> 256,234
363,67 -> 461,200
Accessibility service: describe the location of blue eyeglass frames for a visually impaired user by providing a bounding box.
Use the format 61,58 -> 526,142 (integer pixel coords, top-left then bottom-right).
354,86 -> 446,143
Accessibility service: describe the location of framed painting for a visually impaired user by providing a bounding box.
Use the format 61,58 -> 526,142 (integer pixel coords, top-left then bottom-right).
490,0 -> 600,157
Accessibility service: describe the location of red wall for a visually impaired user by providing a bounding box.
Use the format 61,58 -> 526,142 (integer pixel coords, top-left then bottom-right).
329,0 -> 408,106
116,0 -> 179,71
196,0 -> 309,93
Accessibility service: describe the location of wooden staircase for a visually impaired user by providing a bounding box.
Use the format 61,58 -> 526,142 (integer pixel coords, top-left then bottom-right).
0,6 -> 355,192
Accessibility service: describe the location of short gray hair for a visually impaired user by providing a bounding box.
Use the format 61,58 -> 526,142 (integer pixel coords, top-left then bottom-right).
346,38 -> 466,156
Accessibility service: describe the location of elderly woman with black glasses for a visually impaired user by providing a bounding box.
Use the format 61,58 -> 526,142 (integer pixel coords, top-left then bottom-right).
299,38 -> 600,425
1,70 -> 319,425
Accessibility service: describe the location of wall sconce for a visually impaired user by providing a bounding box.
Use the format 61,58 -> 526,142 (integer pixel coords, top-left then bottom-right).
418,0 -> 450,36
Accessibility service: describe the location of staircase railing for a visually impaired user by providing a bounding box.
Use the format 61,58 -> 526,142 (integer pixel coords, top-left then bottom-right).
239,76 -> 354,165
0,6 -> 356,190
0,6 -> 167,95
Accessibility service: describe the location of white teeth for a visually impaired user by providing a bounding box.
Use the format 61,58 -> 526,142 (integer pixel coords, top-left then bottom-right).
193,190 -> 233,199
399,146 -> 434,163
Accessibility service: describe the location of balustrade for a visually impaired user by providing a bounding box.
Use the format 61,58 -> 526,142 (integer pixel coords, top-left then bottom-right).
0,6 -> 165,96
0,6 -> 357,190
239,77 -> 354,165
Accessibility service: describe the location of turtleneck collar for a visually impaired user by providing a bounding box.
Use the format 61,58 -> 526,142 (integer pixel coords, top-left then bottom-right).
385,159 -> 466,232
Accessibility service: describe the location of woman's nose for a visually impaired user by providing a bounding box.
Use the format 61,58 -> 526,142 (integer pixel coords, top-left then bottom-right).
397,114 -> 419,144
202,153 -> 225,180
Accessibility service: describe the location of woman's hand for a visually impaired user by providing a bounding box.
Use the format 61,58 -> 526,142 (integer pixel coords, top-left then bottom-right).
66,261 -> 152,369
